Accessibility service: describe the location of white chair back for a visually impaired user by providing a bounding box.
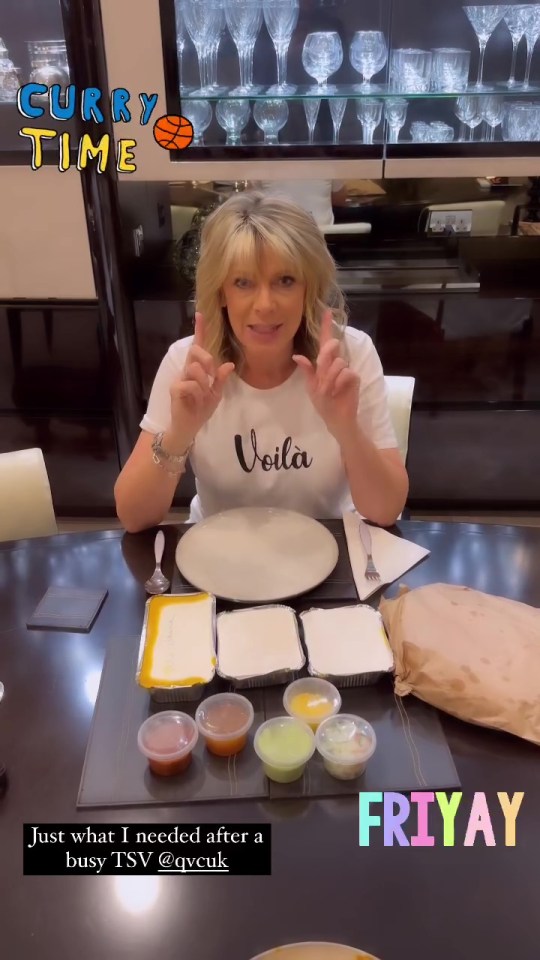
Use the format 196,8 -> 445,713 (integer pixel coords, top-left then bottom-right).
0,448 -> 58,542
384,376 -> 415,465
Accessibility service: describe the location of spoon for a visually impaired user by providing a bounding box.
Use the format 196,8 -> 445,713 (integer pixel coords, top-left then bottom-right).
0,681 -> 3,702
145,530 -> 170,595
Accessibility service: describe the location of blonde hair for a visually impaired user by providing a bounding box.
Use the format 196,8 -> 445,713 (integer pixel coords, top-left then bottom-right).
195,191 -> 348,365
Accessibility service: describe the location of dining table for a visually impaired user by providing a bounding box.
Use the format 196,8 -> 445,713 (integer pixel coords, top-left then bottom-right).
0,518 -> 539,960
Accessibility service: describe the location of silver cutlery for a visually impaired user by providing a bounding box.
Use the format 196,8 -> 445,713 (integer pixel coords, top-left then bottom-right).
358,520 -> 381,582
145,530 -> 170,594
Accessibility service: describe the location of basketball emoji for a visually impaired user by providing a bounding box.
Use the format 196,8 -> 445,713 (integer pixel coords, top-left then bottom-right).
153,115 -> 194,151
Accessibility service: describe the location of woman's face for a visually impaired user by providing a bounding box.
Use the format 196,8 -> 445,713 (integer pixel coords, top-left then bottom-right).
221,247 -> 306,359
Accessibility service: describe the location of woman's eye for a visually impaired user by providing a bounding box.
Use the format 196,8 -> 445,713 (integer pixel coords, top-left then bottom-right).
278,275 -> 296,287
234,278 -> 252,289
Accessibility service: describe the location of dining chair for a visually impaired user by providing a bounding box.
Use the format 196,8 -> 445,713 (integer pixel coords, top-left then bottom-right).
384,375 -> 415,465
385,375 -> 415,522
0,448 -> 58,542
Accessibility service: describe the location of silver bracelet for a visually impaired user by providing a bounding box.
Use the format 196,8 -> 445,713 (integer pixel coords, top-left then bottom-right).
151,432 -> 193,476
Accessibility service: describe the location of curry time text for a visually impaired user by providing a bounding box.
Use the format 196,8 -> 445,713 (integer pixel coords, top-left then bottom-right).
17,85 -> 159,172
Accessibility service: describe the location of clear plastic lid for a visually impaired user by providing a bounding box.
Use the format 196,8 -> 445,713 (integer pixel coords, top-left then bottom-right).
315,714 -> 376,765
137,711 -> 198,760
283,677 -> 341,725
195,692 -> 254,741
254,716 -> 315,769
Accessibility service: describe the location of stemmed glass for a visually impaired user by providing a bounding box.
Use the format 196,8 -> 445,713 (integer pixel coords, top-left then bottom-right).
463,5 -> 509,89
181,0 -> 226,95
208,3 -> 226,91
329,97 -> 347,143
302,31 -> 343,92
263,0 -> 299,94
521,4 -> 540,90
182,99 -> 213,144
480,94 -> 504,138
503,6 -> 527,86
384,97 -> 408,143
216,99 -> 251,143
225,0 -> 264,94
356,98 -> 383,144
253,98 -> 289,142
175,2 -> 187,58
350,31 -> 388,90
455,94 -> 482,139
303,98 -> 321,142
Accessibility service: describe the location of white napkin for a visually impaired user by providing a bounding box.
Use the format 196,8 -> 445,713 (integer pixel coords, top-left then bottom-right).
342,511 -> 430,601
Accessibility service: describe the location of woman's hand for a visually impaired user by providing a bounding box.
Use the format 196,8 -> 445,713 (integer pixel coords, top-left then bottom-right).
293,310 -> 359,442
169,312 -> 235,441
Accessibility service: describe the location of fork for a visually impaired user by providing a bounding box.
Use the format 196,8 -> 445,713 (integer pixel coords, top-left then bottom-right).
358,520 -> 381,582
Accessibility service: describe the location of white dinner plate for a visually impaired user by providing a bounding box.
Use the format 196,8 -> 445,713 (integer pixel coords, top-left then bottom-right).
250,943 -> 380,960
175,507 -> 339,603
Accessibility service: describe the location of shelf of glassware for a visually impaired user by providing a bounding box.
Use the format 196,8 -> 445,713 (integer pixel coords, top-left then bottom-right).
178,87 -> 540,154
172,0 -> 540,157
0,36 -> 74,159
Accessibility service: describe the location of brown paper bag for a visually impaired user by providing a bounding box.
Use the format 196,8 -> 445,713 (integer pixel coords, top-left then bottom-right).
379,583 -> 540,746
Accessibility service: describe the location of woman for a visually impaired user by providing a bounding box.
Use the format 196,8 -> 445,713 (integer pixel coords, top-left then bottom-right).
114,192 -> 408,532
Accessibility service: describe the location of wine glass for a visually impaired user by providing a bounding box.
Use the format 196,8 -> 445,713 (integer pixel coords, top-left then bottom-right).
180,0 -> 225,95
182,99 -> 213,144
253,98 -> 288,142
263,0 -> 299,94
356,98 -> 383,144
208,3 -> 226,91
480,94 -> 504,138
225,0 -> 264,94
329,97 -> 347,143
350,31 -> 388,90
303,98 -> 321,142
384,97 -> 408,143
174,0 -> 189,91
521,4 -> 540,90
463,5 -> 509,89
503,6 -> 527,86
455,94 -> 482,139
302,31 -> 343,92
216,99 -> 251,143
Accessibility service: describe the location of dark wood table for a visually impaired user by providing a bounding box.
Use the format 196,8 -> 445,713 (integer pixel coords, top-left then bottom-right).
1,521 -> 539,960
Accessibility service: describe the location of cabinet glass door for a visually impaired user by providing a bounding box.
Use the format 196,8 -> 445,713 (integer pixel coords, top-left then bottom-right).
1,0 -> 76,162
160,0 -> 540,159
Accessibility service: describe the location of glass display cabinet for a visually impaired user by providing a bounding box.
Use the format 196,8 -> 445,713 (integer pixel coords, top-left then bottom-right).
154,0 -> 540,175
0,0 -> 78,161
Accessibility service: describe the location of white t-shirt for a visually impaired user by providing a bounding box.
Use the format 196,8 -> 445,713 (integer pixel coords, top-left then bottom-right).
140,327 -> 397,523
255,180 -> 345,227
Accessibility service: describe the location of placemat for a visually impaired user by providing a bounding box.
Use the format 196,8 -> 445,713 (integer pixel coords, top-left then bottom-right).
79,636 -> 460,809
171,520 -> 365,604
27,586 -> 108,632
78,635 -> 267,808
263,683 -> 460,799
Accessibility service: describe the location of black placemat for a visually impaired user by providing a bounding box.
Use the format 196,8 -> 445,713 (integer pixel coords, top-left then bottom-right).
263,684 -> 460,799
27,586 -> 108,632
79,636 -> 460,809
78,636 -> 267,808
171,520 -> 361,604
